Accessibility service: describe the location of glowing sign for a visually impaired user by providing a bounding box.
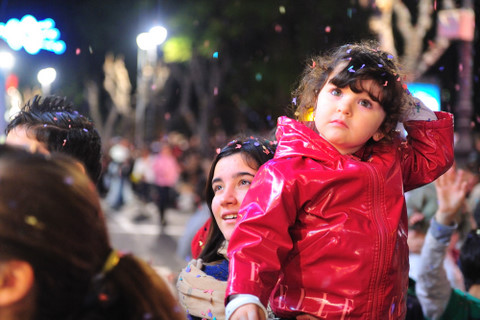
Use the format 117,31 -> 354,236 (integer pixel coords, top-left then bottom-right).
407,82 -> 441,111
0,15 -> 66,55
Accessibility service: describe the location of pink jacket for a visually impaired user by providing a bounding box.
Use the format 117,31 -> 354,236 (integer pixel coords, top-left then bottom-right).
226,113 -> 454,319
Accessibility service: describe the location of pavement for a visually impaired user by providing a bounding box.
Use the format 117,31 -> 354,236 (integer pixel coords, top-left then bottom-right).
103,197 -> 196,282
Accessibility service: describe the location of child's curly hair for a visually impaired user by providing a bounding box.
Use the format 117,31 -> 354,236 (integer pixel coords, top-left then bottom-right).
293,40 -> 411,142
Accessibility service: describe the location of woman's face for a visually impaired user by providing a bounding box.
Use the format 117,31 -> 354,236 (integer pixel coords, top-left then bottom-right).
210,153 -> 258,241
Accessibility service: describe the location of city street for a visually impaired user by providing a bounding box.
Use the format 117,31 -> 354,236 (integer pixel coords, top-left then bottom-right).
104,197 -> 196,283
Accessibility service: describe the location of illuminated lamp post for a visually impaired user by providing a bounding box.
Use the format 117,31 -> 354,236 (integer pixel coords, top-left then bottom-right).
0,50 -> 15,140
135,25 -> 167,146
37,67 -> 57,96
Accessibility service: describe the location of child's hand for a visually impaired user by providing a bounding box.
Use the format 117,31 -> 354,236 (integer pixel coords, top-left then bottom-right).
434,166 -> 468,226
229,304 -> 266,320
400,97 -> 437,122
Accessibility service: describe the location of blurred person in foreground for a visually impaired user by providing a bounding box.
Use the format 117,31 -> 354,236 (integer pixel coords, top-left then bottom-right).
5,95 -> 103,183
0,144 -> 185,320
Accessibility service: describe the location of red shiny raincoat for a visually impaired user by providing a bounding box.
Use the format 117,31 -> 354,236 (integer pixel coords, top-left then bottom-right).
226,113 -> 454,319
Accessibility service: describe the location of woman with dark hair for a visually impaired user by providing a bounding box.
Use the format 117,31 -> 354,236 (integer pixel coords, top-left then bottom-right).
177,137 -> 276,320
0,144 -> 185,320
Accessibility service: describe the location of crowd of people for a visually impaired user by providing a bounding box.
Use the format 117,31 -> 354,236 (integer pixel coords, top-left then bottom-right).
0,41 -> 479,320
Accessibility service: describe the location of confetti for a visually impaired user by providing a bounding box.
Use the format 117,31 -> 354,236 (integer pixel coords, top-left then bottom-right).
279,5 -> 286,14
213,87 -> 218,96
216,148 -> 221,154
98,293 -> 109,302
212,51 -> 219,59
325,26 -> 331,33
62,139 -> 67,147
310,60 -> 316,68
64,176 -> 74,185
76,48 -> 81,55
383,81 -> 388,87
387,54 -> 394,60
292,97 -> 297,105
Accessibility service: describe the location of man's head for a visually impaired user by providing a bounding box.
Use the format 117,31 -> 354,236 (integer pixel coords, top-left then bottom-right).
5,95 -> 102,182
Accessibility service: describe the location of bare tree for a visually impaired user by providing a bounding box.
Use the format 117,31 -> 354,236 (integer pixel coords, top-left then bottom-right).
366,0 -> 455,81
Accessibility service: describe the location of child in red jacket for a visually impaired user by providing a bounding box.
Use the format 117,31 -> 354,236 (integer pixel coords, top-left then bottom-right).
226,41 -> 454,320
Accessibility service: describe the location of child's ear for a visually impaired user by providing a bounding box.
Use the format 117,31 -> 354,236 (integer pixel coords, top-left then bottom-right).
373,131 -> 385,142
0,260 -> 34,306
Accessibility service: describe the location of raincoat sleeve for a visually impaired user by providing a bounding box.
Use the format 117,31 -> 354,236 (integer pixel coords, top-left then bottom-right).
401,111 -> 454,192
225,161 -> 298,307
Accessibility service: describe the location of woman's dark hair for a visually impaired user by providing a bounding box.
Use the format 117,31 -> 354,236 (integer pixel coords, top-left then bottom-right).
5,95 -> 103,183
459,229 -> 480,291
292,40 -> 411,142
198,137 -> 276,263
0,145 -> 184,320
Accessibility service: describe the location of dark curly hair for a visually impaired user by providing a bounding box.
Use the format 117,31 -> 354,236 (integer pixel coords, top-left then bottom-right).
6,95 -> 103,182
292,41 -> 411,142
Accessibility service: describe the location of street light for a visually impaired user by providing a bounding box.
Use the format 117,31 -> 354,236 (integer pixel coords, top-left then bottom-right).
135,25 -> 168,146
0,50 -> 15,140
37,67 -> 57,95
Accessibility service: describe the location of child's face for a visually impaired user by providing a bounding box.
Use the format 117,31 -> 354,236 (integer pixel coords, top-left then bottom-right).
314,76 -> 386,155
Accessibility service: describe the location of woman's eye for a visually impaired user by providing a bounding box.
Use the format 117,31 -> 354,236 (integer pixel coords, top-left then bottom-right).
212,185 -> 223,193
239,179 -> 252,187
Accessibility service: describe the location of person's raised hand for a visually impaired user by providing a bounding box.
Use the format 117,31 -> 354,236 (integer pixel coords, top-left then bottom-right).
434,165 -> 468,226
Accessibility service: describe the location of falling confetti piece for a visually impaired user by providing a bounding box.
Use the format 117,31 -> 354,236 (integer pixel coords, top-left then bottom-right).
255,73 -> 262,81
213,87 -> 218,96
216,148 -> 221,154
325,26 -> 331,33
292,97 -> 297,105
212,51 -> 219,58
383,81 -> 388,86
64,176 -> 74,185
76,48 -> 81,55
275,24 -> 282,33
279,5 -> 286,14
98,293 -> 109,301
62,139 -> 67,147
